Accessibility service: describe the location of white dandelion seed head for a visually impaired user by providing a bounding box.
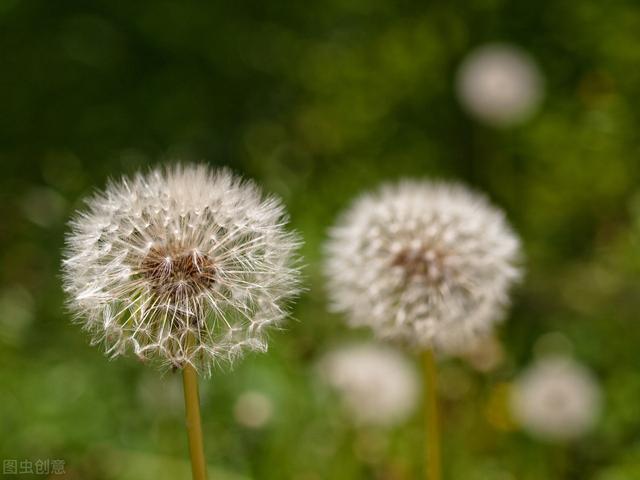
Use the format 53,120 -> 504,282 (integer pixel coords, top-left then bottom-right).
511,357 -> 602,442
324,180 -> 522,353
456,43 -> 544,127
318,344 -> 419,427
62,164 -> 302,376
233,391 -> 274,429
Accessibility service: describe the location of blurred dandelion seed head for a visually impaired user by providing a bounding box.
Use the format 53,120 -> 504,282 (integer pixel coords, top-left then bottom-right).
324,181 -> 522,352
233,391 -> 274,429
511,357 -> 602,442
62,164 -> 302,375
318,344 -> 419,427
456,43 -> 544,127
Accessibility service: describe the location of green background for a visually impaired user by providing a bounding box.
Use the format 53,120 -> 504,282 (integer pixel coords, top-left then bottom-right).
1,0 -> 639,479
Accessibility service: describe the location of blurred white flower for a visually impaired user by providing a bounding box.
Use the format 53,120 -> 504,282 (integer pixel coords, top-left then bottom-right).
324,181 -> 522,352
456,43 -> 544,127
233,391 -> 274,429
318,344 -> 419,427
62,164 -> 302,375
511,357 -> 602,441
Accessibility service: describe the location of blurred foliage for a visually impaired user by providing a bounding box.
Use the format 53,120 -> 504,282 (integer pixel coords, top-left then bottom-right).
1,0 -> 640,479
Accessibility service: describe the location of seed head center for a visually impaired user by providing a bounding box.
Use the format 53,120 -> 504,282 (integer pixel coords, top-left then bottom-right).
141,245 -> 216,296
392,246 -> 448,284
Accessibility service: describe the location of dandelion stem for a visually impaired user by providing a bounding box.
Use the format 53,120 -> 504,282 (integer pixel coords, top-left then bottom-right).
183,362 -> 208,480
423,349 -> 441,480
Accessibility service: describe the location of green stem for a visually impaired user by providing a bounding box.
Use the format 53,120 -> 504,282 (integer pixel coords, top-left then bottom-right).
183,362 -> 208,480
423,350 -> 442,480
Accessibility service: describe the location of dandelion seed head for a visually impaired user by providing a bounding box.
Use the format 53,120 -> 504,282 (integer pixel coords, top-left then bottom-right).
456,43 -> 544,127
324,180 -> 522,352
62,164 -> 302,375
318,344 -> 419,427
511,357 -> 602,441
233,391 -> 274,429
